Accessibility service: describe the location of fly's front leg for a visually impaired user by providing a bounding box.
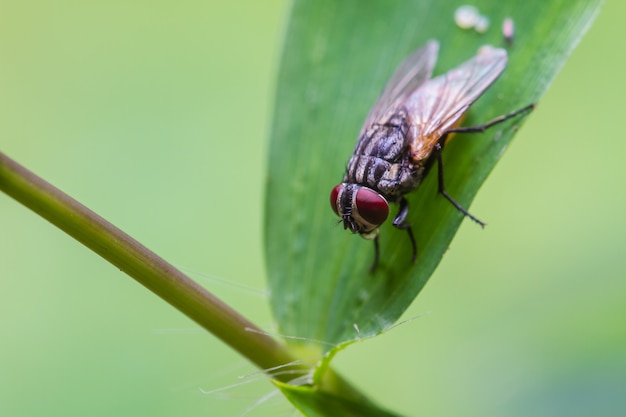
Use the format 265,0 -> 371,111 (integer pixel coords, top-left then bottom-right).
370,236 -> 380,273
392,197 -> 417,263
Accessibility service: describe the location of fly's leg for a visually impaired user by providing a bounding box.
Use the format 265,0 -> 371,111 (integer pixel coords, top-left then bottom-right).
434,142 -> 485,227
370,236 -> 380,273
392,197 -> 417,263
445,104 -> 535,135
369,202 -> 417,273
435,103 -> 534,225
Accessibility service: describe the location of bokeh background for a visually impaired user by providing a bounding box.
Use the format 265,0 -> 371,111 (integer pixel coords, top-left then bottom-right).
1,1 -> 624,416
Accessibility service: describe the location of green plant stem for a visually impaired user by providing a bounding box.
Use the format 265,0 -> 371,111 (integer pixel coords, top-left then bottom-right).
0,152 -> 371,404
0,152 -> 302,379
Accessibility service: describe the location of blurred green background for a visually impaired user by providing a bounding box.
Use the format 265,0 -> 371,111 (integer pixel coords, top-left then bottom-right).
1,1 -> 624,416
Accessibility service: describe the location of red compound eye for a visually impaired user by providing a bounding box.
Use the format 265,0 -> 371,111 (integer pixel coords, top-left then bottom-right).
355,188 -> 389,226
330,185 -> 342,216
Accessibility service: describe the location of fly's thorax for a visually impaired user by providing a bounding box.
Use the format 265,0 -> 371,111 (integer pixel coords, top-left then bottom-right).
345,111 -> 424,199
354,110 -> 410,159
330,183 -> 389,239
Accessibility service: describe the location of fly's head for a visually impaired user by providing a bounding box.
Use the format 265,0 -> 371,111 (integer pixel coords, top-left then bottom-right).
330,183 -> 389,240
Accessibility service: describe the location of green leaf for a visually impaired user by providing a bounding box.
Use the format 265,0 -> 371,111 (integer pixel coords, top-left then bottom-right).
266,0 -> 602,354
275,380 -> 403,417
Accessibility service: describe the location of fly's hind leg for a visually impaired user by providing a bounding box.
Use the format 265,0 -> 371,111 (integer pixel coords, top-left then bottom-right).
446,104 -> 535,136
434,103 -> 535,226
392,197 -> 417,263
433,142 -> 486,227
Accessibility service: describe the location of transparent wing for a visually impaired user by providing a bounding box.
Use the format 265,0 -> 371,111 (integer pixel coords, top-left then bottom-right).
405,45 -> 508,160
360,40 -> 439,135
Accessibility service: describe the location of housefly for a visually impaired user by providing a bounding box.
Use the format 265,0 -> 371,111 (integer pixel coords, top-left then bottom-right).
330,40 -> 533,270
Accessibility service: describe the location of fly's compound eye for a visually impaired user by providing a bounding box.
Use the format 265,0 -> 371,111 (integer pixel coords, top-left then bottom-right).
330,184 -> 343,217
355,188 -> 389,226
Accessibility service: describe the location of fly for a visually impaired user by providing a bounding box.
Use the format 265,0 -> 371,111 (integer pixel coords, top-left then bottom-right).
330,40 -> 533,271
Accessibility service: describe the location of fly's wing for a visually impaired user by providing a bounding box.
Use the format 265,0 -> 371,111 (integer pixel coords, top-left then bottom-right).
405,45 -> 508,161
359,40 -> 439,136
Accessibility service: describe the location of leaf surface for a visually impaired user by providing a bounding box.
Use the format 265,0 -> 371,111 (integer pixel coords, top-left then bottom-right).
266,0 -> 602,352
